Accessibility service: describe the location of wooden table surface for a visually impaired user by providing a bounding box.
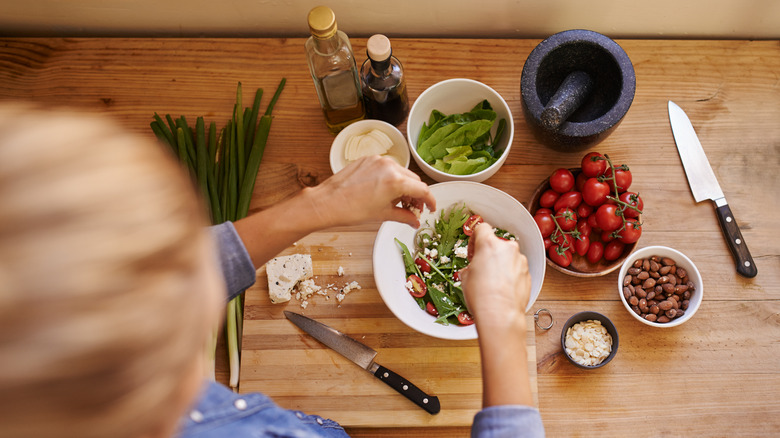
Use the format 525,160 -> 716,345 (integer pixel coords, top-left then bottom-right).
1,37 -> 778,437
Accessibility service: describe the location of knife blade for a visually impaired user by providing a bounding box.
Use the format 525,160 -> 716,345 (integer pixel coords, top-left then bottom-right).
283,311 -> 440,414
667,101 -> 757,278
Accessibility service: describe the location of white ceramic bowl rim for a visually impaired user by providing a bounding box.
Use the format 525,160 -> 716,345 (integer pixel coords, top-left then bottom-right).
618,245 -> 703,328
406,78 -> 514,180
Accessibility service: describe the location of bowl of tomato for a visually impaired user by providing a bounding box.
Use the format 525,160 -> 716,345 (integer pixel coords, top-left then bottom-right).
529,152 -> 644,277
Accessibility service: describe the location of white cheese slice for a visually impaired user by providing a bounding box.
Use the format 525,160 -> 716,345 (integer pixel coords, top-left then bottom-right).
265,254 -> 313,304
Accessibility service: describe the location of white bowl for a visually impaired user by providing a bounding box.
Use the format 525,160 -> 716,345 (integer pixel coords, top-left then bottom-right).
329,119 -> 410,174
406,78 -> 514,183
618,246 -> 703,328
372,181 -> 546,340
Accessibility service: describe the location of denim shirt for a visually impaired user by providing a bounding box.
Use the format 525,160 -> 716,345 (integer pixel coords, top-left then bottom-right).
176,222 -> 545,438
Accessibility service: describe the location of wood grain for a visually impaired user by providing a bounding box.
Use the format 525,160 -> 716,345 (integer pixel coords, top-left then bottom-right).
0,38 -> 778,437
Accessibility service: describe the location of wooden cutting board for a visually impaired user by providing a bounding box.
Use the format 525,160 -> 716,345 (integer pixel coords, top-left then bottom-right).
239,224 -> 538,428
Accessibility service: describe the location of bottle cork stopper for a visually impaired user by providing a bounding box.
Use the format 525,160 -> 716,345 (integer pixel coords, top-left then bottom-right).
308,6 -> 337,39
366,34 -> 392,62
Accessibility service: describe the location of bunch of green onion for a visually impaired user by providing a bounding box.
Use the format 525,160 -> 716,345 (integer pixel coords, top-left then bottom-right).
150,79 -> 286,389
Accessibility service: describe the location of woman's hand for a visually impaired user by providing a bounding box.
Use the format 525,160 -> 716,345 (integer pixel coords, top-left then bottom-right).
308,155 -> 436,228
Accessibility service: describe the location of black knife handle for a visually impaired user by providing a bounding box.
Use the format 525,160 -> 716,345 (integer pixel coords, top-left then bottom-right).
715,203 -> 757,278
374,365 -> 440,414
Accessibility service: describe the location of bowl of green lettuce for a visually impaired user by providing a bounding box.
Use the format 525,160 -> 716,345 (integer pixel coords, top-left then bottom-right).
407,79 -> 514,182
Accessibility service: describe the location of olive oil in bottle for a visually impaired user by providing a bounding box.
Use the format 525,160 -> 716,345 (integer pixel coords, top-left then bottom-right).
360,34 -> 409,126
305,6 -> 365,134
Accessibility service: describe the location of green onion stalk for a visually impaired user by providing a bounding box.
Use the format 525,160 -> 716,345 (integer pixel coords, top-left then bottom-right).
149,79 -> 286,389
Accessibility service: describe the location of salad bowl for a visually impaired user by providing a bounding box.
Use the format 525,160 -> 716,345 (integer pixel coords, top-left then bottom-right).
372,181 -> 546,340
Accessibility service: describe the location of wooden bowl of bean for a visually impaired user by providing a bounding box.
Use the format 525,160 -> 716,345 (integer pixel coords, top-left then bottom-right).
528,167 -> 639,277
617,246 -> 703,327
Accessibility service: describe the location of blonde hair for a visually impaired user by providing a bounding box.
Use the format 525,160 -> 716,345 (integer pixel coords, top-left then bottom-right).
0,104 -> 215,438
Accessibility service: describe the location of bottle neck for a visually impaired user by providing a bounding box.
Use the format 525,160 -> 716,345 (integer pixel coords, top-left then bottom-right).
312,32 -> 341,55
370,58 -> 392,77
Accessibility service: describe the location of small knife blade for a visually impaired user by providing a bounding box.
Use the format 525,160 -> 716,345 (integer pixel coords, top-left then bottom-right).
668,101 -> 757,278
284,311 -> 440,414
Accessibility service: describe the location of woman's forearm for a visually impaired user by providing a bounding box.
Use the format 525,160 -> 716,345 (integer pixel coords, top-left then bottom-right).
477,317 -> 535,408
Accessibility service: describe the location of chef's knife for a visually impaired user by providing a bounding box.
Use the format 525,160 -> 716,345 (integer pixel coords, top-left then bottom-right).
283,311 -> 440,414
667,101 -> 757,278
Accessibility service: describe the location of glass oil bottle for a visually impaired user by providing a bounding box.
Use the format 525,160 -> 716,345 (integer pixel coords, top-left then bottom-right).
305,6 -> 365,134
360,34 -> 409,126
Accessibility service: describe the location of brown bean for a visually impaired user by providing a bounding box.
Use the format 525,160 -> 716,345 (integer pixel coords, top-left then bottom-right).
676,268 -> 687,279
623,275 -> 632,286
650,304 -> 660,315
642,259 -> 650,271
676,310 -> 685,318
659,300 -> 673,311
627,284 -> 635,294
657,275 -> 669,285
662,283 -> 676,294
646,291 -> 656,301
629,296 -> 639,306
661,257 -> 676,266
655,285 -> 663,294
645,314 -> 658,322
632,305 -> 641,315
669,265 -> 677,275
643,278 -> 657,289
636,287 -> 647,299
623,287 -> 632,300
632,276 -> 642,285
633,259 -> 642,268
650,260 -> 660,272
637,271 -> 650,281
683,291 -> 691,300
657,315 -> 671,323
669,275 -> 678,286
665,309 -> 677,318
687,281 -> 695,290
650,271 -> 661,279
628,267 -> 641,275
660,265 -> 672,275
676,284 -> 689,293
639,299 -> 648,312
651,256 -> 661,263
648,299 -> 658,307
682,300 -> 690,310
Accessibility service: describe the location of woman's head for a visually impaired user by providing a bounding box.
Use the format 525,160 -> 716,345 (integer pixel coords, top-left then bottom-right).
0,104 -> 224,438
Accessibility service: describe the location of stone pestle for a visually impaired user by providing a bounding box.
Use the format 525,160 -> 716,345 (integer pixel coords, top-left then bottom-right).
540,71 -> 594,131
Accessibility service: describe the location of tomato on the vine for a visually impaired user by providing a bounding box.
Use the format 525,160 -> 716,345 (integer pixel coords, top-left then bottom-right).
582,178 -> 611,206
548,244 -> 573,267
552,232 -> 572,248
606,166 -> 632,192
576,218 -> 592,237
457,311 -> 475,325
539,189 -> 560,209
555,207 -> 577,231
550,168 -> 575,193
595,204 -> 623,232
543,237 -> 553,250
618,219 -> 642,244
407,274 -> 426,298
414,257 -> 431,273
463,214 -> 484,236
587,214 -> 600,231
619,191 -> 643,218
601,229 -> 616,243
573,234 -> 590,257
534,212 -> 556,238
553,191 -> 582,212
581,152 -> 608,177
575,172 -> 588,192
576,202 -> 593,219
425,301 -> 439,317
604,240 -> 626,261
586,241 -> 604,264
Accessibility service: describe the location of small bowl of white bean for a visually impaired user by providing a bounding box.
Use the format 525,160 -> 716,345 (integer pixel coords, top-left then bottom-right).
560,311 -> 618,369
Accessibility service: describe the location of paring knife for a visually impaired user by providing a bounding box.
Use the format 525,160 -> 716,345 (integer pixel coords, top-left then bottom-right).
667,101 -> 757,278
283,311 -> 441,414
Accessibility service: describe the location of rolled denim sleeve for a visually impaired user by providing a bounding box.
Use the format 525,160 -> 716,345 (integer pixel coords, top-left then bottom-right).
209,222 -> 256,302
472,405 -> 545,438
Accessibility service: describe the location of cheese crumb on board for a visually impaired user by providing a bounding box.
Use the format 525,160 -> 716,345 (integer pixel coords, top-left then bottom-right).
336,281 -> 361,303
564,320 -> 613,367
265,254 -> 313,304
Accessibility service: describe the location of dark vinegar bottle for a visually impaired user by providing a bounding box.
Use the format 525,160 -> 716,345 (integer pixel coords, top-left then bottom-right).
360,34 -> 409,126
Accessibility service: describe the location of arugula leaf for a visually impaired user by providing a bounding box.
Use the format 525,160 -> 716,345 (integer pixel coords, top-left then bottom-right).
395,238 -> 417,275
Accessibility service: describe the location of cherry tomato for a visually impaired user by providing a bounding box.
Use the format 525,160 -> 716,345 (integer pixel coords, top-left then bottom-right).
536,207 -> 553,216
414,257 -> 431,273
606,166 -> 632,192
552,232 -> 572,248
582,178 -> 611,207
425,301 -> 439,317
554,191 -> 583,212
601,229 -> 616,242
457,311 -> 475,326
586,241 -> 604,264
534,213 -> 555,237
548,244 -> 573,267
575,172 -> 588,192
453,270 -> 461,282
618,219 -> 642,244
573,234 -> 590,257
587,214 -> 600,231
595,204 -> 623,232
619,192 -> 643,218
543,237 -> 553,250
550,168 -> 575,193
604,240 -> 626,261
539,189 -> 560,209
581,152 -> 608,177
407,274 -> 426,298
576,202 -> 594,219
555,207 -> 577,231
463,214 -> 484,236
576,218 -> 592,237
